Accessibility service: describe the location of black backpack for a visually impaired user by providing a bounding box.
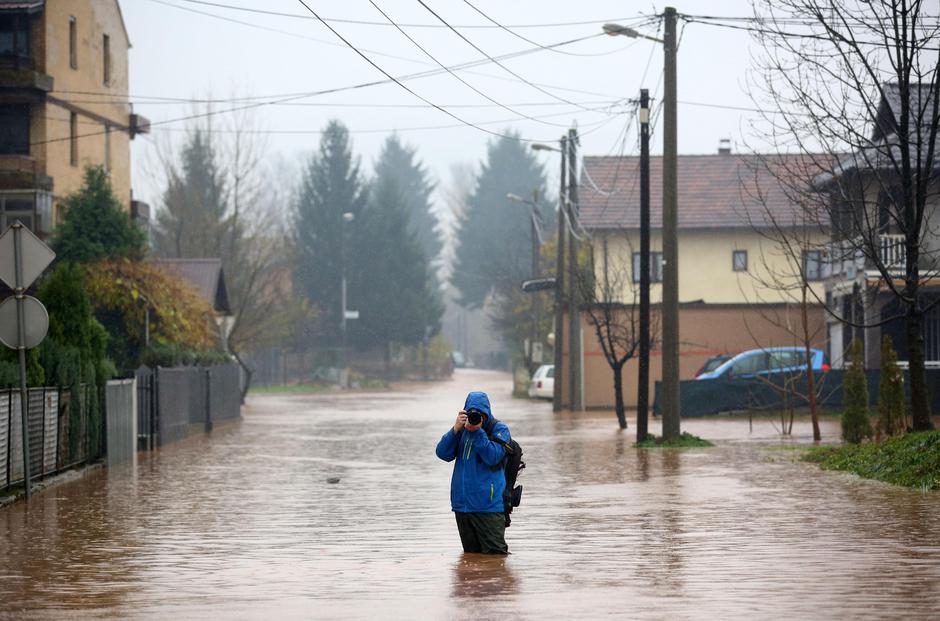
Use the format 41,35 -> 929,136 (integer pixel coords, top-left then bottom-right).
483,416 -> 526,527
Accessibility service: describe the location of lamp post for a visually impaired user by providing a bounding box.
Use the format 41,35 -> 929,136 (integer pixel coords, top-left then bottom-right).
603,8 -> 680,439
531,139 -> 566,411
508,191 -> 545,376
638,89 -> 651,443
340,211 -> 354,385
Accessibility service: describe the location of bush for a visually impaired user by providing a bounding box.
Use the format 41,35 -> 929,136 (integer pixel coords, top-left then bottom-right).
876,335 -> 907,438
140,342 -> 231,368
50,166 -> 147,264
804,431 -> 940,490
841,338 -> 873,444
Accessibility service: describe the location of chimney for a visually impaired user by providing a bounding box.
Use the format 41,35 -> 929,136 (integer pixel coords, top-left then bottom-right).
718,138 -> 732,155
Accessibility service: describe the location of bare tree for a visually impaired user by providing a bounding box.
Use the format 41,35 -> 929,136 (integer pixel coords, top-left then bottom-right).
577,234 -> 654,431
746,0 -> 940,430
736,158 -> 833,440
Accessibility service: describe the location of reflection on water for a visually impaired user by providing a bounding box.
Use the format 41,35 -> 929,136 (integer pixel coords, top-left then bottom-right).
1,368 -> 939,620
451,553 -> 518,600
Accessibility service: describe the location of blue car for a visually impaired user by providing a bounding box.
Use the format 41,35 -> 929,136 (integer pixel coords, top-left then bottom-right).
696,346 -> 829,380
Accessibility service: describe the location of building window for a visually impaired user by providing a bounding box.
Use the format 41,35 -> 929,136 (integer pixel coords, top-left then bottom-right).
103,34 -> 111,85
732,249 -> 748,272
0,14 -> 32,68
804,250 -> 823,281
104,125 -> 111,172
0,104 -> 30,154
69,16 -> 77,69
70,112 -> 78,166
632,251 -> 663,283
0,191 -> 52,233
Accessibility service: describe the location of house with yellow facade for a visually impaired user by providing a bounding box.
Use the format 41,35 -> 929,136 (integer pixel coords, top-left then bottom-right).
0,0 -> 148,236
574,145 -> 829,408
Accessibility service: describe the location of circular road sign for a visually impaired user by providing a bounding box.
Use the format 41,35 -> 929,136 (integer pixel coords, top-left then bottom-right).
0,295 -> 49,350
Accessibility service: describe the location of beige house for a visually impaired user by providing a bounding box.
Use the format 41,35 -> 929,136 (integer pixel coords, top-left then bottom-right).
0,0 -> 148,236
819,83 -> 940,369
569,147 -> 829,409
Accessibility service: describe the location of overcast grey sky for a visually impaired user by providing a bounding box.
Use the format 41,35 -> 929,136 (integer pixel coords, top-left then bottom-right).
121,0 -> 763,216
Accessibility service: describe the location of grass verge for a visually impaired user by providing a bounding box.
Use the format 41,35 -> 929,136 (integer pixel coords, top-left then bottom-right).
803,430 -> 940,491
635,432 -> 715,448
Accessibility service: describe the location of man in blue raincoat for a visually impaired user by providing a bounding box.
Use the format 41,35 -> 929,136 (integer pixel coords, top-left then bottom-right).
435,391 -> 511,554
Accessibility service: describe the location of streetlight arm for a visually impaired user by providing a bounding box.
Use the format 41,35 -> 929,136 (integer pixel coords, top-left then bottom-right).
602,22 -> 664,44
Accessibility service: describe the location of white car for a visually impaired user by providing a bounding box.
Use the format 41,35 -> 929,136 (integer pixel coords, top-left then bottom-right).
528,364 -> 554,399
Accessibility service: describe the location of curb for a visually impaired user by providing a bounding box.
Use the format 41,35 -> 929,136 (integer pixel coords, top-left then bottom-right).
0,462 -> 105,510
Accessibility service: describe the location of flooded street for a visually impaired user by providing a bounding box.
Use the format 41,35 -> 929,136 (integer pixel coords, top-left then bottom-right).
2,368 -> 939,620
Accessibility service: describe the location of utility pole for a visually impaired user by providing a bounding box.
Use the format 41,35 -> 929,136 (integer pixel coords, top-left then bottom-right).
567,127 -> 582,411
661,7 -> 681,439
637,89 -> 651,443
552,136 -> 567,411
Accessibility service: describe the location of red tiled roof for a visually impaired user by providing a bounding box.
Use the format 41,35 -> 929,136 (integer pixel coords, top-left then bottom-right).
580,153 -> 832,230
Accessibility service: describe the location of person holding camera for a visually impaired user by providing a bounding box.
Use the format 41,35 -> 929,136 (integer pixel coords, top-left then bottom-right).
435,391 -> 511,555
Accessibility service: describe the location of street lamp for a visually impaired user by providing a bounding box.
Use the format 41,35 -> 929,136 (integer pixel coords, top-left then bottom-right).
531,139 -> 568,411
604,9 -> 681,439
340,211 -> 355,385
507,191 -> 545,377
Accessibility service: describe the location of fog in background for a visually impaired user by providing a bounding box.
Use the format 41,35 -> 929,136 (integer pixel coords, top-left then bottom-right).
122,0 -> 761,245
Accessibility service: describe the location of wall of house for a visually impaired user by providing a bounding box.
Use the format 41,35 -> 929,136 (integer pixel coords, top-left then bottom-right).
555,303 -> 827,410
595,228 -> 828,306
42,0 -> 132,215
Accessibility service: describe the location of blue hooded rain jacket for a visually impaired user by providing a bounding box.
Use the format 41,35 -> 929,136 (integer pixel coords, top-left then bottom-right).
435,391 -> 510,514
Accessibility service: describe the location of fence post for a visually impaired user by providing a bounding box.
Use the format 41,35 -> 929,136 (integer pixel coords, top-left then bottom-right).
204,367 -> 213,433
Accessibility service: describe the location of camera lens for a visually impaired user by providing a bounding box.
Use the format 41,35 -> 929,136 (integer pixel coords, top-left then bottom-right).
467,411 -> 482,425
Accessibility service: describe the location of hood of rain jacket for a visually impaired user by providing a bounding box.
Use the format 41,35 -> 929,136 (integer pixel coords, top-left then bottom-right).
435,391 -> 511,513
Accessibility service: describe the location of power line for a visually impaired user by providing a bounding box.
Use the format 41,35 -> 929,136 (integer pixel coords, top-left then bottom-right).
365,0 -> 575,129
146,105 -> 627,136
168,0 -> 643,30
461,1 -> 655,58
415,0 -> 604,113
291,0 -> 568,144
32,29 -> 612,147
48,33 -> 623,105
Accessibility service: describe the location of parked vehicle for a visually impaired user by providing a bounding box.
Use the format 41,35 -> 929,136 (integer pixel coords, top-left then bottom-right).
696,347 -> 829,380
695,354 -> 732,378
528,364 -> 554,399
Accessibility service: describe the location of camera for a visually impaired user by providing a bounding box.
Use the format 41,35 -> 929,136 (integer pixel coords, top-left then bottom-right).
466,410 -> 483,426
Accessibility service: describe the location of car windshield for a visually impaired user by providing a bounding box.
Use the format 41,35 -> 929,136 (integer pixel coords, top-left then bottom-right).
703,358 -> 727,373
546,366 -> 554,378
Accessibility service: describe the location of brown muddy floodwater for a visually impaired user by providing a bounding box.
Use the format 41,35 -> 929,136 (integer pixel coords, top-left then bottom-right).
2,369 -> 939,620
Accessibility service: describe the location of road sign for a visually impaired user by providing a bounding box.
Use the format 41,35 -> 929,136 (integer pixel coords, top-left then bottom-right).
0,221 -> 55,290
0,295 -> 48,350
344,310 -> 359,320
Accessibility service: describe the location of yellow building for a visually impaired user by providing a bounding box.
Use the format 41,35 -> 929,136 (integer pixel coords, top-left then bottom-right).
569,147 -> 830,408
0,0 -> 147,236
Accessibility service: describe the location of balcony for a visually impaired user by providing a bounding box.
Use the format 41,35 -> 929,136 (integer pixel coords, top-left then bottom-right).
825,234 -> 912,280
0,154 -> 51,191
0,65 -> 52,96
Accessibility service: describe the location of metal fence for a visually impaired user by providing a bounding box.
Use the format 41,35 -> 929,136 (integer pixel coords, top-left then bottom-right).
655,368 -> 940,417
1,387 -> 75,489
2,365 -> 240,493
105,380 -> 136,467
136,364 -> 241,449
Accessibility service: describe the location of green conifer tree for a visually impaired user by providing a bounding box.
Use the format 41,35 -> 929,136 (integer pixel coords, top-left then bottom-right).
842,338 -> 873,444
876,334 -> 907,438
348,171 -> 443,362
451,132 -> 548,308
373,135 -> 441,267
51,166 -> 147,264
292,120 -> 367,347
153,129 -> 229,258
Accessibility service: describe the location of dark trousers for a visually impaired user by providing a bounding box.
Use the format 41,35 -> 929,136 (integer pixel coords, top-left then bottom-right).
455,512 -> 508,554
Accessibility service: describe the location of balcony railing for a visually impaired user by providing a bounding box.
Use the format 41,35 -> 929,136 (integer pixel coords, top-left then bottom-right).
879,234 -> 906,272
826,234 -> 908,279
